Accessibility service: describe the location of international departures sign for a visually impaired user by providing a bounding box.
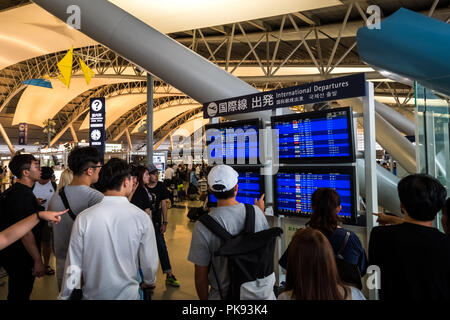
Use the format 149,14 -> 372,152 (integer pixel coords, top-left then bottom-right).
203,73 -> 366,118
89,97 -> 106,161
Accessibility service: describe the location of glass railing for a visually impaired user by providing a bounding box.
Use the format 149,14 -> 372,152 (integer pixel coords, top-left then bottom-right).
415,83 -> 450,231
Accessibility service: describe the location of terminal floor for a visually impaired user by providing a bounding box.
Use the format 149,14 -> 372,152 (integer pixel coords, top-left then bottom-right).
0,200 -> 202,300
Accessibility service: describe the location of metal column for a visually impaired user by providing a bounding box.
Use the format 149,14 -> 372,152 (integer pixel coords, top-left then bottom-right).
425,111 -> 436,177
69,124 -> 78,142
147,73 -> 154,166
363,81 -> 378,300
0,123 -> 15,154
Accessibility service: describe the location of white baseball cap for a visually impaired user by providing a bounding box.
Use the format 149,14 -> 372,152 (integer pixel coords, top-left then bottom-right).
208,165 -> 239,192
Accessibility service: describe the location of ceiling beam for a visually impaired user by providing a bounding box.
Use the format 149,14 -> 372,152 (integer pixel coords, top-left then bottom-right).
291,12 -> 320,26
246,19 -> 272,32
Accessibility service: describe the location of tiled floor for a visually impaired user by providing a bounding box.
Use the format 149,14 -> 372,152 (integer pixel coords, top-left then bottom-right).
0,200 -> 202,300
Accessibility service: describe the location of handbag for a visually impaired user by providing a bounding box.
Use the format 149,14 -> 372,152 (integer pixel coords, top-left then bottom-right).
335,231 -> 363,290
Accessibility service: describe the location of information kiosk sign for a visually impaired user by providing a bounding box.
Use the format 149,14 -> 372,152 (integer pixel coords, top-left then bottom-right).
89,97 -> 106,161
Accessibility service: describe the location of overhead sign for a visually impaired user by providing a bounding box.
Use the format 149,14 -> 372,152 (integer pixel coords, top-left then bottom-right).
203,73 -> 366,118
89,98 -> 106,161
18,123 -> 28,145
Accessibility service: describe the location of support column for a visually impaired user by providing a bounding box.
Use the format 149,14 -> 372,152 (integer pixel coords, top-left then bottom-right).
363,81 -> 378,300
125,129 -> 133,151
0,123 -> 15,154
147,73 -> 154,166
169,134 -> 174,150
69,124 -> 78,142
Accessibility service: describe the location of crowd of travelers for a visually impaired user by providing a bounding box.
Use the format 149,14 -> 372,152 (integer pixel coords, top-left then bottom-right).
0,147 -> 448,301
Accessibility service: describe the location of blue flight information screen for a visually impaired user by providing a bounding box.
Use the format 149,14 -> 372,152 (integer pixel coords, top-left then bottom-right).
206,124 -> 259,164
276,171 -> 353,218
209,171 -> 261,205
273,109 -> 352,160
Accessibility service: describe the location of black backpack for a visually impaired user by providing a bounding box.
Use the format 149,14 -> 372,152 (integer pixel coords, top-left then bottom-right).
199,204 -> 283,300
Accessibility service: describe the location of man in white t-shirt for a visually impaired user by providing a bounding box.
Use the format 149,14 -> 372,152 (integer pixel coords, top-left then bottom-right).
164,165 -> 174,181
59,158 -> 158,300
33,167 -> 56,211
33,166 -> 57,276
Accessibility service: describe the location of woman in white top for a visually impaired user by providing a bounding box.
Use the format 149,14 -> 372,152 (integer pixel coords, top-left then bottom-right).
278,227 -> 366,300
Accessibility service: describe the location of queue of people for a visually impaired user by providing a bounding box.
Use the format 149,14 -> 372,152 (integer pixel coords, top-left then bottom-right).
0,152 -> 448,301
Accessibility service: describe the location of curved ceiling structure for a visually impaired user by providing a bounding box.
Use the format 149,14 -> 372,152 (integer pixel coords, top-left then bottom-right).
173,115 -> 208,141
0,0 -> 341,70
1,0 -> 446,150
0,4 -> 95,70
131,104 -> 202,134
109,0 -> 341,34
12,77 -> 138,127
78,93 -> 149,130
154,113 -> 209,150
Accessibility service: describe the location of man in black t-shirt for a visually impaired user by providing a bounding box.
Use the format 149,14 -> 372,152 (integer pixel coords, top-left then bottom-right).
369,174 -> 449,300
0,154 -> 44,300
147,164 -> 180,287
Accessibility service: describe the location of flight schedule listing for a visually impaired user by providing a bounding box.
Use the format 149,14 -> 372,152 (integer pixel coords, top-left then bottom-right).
274,110 -> 351,159
276,172 -> 352,218
210,171 -> 261,205
207,124 -> 259,163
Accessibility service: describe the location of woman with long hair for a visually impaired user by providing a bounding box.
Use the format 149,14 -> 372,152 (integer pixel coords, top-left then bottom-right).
57,168 -> 73,191
278,228 -> 365,300
279,188 -> 368,289
130,165 -> 153,217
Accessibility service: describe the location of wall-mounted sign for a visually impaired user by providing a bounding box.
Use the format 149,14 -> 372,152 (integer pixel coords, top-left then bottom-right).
89,98 -> 106,161
18,123 -> 28,145
203,73 -> 366,118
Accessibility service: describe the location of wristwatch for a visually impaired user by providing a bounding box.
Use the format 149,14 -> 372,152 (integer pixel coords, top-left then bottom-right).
162,221 -> 168,225
36,211 -> 43,221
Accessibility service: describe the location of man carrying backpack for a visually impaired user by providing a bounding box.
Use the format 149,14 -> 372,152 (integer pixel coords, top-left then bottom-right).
48,147 -> 104,290
188,165 -> 280,300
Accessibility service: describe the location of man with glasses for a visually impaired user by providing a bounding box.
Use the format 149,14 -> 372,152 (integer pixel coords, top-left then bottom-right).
0,154 -> 45,300
49,146 -> 104,290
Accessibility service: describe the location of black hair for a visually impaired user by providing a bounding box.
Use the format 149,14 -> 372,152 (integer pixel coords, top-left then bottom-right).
136,165 -> 149,186
68,146 -> 101,176
397,174 -> 447,221
308,188 -> 342,235
9,154 -> 37,178
97,158 -> 132,192
211,186 -> 236,200
130,164 -> 139,177
40,166 -> 54,180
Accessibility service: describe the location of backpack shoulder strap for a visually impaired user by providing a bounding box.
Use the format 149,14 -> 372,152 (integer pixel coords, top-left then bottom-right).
243,203 -> 255,233
59,187 -> 77,221
336,231 -> 351,259
198,214 -> 232,241
51,181 -> 57,191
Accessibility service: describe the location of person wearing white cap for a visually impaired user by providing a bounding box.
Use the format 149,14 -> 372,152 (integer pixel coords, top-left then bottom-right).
188,165 -> 267,300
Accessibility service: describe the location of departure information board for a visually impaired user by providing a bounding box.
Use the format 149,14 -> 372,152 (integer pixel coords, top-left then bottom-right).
274,167 -> 356,222
271,107 -> 355,163
209,169 -> 262,205
205,119 -> 260,164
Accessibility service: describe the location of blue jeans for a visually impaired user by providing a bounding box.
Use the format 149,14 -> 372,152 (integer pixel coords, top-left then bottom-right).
153,222 -> 172,274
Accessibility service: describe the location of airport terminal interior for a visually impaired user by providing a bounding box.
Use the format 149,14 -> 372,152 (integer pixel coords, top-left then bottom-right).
0,0 -> 449,301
